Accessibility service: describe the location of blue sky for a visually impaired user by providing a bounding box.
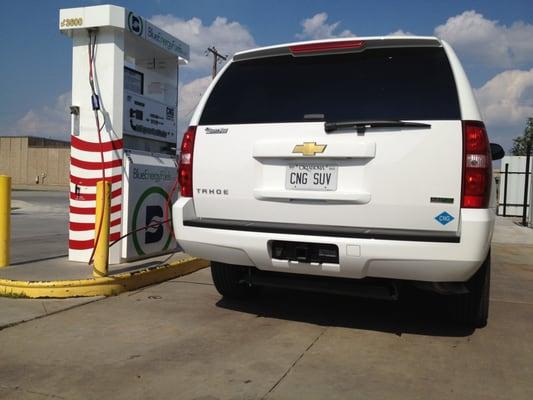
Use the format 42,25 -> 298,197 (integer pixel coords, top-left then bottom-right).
1,0 -> 532,150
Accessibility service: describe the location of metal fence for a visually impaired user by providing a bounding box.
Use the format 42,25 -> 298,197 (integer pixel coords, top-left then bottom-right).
498,155 -> 532,226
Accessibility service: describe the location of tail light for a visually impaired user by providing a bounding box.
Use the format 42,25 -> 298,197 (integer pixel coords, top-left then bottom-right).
462,121 -> 492,208
178,126 -> 196,197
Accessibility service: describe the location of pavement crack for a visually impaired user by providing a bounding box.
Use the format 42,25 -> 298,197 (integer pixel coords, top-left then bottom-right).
41,302 -> 48,315
0,297 -> 105,332
261,327 -> 327,399
166,280 -> 214,286
0,384 -> 67,399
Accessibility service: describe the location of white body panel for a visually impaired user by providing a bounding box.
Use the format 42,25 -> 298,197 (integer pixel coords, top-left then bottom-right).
440,40 -> 482,121
193,121 -> 463,232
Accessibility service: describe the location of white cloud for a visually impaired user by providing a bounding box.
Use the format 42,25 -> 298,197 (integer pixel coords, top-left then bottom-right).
435,10 -> 533,68
474,68 -> 533,128
14,92 -> 70,140
296,13 -> 354,40
177,75 -> 212,133
150,15 -> 256,74
387,29 -> 414,36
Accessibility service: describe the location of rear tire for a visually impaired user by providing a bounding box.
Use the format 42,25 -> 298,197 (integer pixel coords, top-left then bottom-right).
210,262 -> 261,299
451,250 -> 491,328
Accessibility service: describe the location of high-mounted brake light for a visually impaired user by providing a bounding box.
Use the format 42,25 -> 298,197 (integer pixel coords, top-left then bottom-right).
289,40 -> 365,55
462,121 -> 492,208
178,126 -> 197,197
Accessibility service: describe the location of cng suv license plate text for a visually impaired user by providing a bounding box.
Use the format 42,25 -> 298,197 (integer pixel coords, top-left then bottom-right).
285,163 -> 338,191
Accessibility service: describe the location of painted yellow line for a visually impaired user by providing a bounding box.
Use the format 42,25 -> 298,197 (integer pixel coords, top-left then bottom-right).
0,257 -> 209,298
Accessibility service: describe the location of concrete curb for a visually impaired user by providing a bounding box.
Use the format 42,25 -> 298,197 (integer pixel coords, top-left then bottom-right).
0,257 -> 209,298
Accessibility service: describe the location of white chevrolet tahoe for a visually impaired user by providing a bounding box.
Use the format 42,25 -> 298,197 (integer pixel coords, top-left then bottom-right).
173,37 -> 504,328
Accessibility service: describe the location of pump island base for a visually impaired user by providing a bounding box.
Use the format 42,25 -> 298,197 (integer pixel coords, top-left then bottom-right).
0,254 -> 208,298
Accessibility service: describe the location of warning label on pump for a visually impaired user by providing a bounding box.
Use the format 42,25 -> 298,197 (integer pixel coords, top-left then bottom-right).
124,90 -> 176,143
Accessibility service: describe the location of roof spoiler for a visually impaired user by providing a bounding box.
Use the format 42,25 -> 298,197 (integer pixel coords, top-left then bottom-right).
233,38 -> 442,62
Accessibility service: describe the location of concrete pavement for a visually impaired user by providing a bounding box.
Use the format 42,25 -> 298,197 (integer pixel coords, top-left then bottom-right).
1,241 -> 532,399
11,190 -> 69,264
492,215 -> 533,245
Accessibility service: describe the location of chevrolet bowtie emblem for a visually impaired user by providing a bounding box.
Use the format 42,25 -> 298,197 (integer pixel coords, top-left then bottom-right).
292,142 -> 327,156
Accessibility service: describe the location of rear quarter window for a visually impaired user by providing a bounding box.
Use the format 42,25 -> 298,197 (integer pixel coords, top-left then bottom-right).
200,46 -> 460,125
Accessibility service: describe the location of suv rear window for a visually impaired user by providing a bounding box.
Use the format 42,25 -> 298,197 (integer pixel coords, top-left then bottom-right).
199,47 -> 460,125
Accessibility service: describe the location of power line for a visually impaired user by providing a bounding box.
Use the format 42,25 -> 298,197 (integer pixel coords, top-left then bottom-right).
205,46 -> 227,79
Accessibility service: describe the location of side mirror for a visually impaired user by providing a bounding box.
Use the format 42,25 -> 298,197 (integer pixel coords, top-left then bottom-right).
490,143 -> 505,161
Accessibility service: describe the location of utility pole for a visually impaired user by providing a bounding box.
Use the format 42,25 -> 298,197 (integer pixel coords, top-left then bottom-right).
206,46 -> 227,79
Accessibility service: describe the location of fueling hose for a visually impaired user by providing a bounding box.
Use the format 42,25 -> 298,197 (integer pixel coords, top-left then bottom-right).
165,174 -> 179,239
87,29 -> 107,265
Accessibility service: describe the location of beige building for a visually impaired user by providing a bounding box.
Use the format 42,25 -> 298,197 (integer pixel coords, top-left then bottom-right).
0,136 -> 70,187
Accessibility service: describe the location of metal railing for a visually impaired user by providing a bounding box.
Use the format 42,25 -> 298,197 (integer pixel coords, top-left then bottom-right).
498,149 -> 531,226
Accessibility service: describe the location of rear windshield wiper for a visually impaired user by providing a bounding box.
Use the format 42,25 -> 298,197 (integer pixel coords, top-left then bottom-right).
324,120 -> 432,133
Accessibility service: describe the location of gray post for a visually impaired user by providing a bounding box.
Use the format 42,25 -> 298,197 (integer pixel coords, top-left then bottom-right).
529,153 -> 533,228
523,141 -> 531,226
503,163 -> 509,217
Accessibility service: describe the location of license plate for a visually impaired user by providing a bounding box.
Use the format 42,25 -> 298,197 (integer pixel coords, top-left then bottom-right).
285,162 -> 338,191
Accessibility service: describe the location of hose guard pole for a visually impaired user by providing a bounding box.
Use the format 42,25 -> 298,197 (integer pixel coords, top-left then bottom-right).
0,175 -> 10,267
93,180 -> 111,277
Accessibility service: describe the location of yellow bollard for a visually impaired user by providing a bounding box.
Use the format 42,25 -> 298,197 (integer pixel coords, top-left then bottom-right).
0,176 -> 11,267
93,180 -> 111,277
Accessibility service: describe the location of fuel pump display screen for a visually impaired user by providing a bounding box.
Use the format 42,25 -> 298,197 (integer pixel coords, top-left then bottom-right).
124,67 -> 144,94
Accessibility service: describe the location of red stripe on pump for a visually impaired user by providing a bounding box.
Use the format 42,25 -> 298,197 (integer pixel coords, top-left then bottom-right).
71,157 -> 122,170
69,204 -> 122,215
70,188 -> 122,201
69,218 -> 121,231
70,174 -> 122,186
71,136 -> 123,152
69,231 -> 121,250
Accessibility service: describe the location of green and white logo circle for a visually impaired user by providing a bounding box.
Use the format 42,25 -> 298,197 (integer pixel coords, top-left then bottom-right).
127,11 -> 144,36
131,186 -> 172,256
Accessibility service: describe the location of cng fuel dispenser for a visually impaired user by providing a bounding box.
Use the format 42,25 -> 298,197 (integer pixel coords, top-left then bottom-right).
60,4 -> 189,263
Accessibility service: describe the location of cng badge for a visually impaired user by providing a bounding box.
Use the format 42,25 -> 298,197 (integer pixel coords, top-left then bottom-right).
435,211 -> 455,226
